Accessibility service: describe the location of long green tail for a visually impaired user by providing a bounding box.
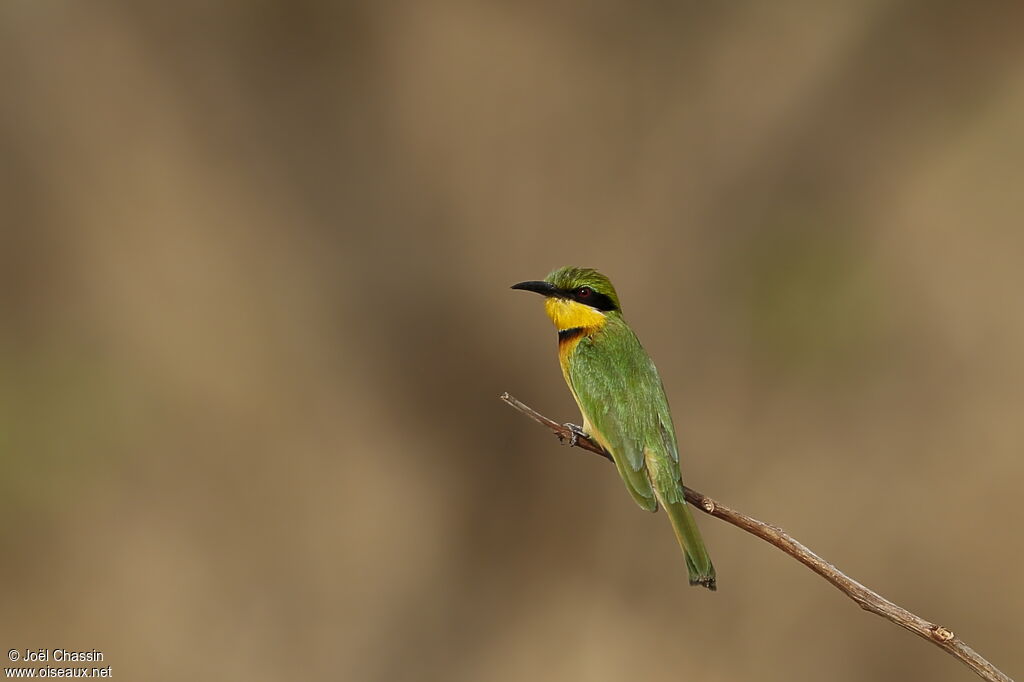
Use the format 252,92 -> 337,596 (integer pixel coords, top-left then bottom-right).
663,498 -> 716,590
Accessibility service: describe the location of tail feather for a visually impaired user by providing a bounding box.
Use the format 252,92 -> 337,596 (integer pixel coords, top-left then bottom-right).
646,448 -> 716,590
663,497 -> 716,590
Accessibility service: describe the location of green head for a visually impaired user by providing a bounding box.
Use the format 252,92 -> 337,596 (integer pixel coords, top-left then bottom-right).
512,266 -> 622,331
545,266 -> 621,312
512,266 -> 621,312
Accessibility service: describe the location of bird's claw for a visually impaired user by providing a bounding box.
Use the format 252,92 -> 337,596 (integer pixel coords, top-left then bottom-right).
562,423 -> 587,447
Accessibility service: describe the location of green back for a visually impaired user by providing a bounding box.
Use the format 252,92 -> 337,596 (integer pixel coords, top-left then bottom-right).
566,314 -> 683,510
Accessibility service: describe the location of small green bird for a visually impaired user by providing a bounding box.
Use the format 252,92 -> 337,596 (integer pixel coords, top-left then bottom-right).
513,266 -> 716,589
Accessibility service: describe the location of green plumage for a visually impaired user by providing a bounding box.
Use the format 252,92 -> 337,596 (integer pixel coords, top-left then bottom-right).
515,266 -> 716,590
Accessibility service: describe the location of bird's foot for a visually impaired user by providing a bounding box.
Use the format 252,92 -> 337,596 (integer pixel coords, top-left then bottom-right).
561,423 -> 587,447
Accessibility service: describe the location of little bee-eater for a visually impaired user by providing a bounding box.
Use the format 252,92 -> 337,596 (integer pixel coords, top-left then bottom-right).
513,266 -> 716,590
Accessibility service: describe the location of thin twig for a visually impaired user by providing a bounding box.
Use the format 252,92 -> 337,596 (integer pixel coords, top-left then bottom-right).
500,392 -> 1013,682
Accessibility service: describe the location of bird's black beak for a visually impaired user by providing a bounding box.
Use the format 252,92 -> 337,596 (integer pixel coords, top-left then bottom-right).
511,280 -> 559,297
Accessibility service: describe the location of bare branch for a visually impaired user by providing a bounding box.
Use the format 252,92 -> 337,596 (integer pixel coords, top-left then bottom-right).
500,392 -> 1014,682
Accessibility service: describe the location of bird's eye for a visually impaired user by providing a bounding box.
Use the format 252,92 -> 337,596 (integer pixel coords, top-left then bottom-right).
576,287 -> 592,298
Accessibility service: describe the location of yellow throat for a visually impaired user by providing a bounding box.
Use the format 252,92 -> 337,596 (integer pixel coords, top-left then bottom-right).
544,297 -> 607,332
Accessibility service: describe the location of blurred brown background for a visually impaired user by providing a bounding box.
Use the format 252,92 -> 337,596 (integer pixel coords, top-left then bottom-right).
2,2 -> 1022,681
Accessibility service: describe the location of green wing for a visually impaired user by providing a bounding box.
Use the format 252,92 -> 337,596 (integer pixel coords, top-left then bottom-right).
566,315 -> 716,588
566,316 -> 682,511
